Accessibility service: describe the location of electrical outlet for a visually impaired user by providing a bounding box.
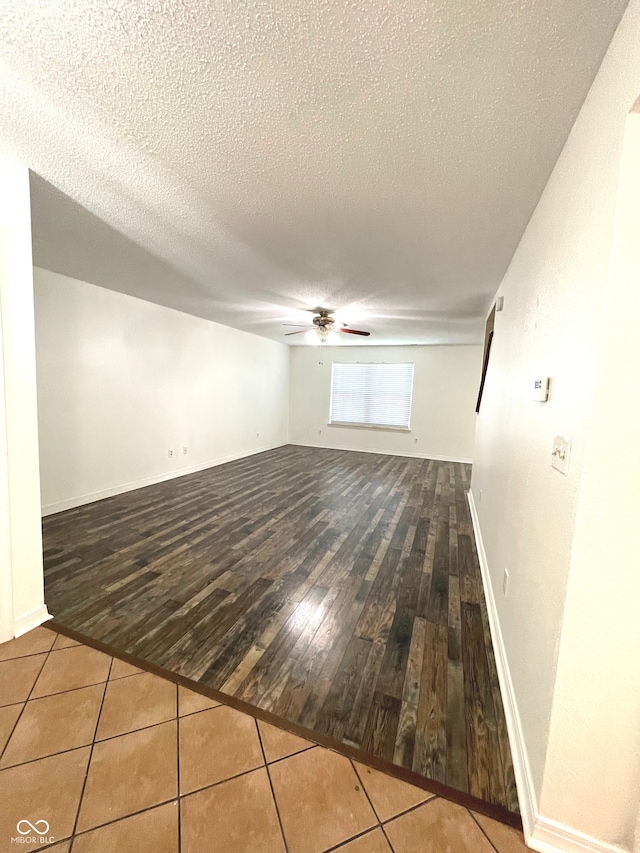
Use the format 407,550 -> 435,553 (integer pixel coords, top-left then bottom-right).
503,568 -> 509,597
256,432 -> 260,439
414,438 -> 418,444
168,448 -> 174,458
182,446 -> 188,455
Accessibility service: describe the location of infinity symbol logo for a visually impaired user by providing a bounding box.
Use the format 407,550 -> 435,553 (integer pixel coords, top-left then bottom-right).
16,819 -> 50,835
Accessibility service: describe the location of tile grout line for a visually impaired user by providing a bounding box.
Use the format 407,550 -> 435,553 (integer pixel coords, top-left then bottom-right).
180,757 -> 272,806
1,743 -> 95,773
255,718 -> 291,853
68,654 -> 115,848
266,743 -> 316,767
9,676 -> 111,703
0,708 -> 176,772
0,647 -> 57,663
323,825 -> 382,853
379,815 -> 396,849
32,799 -> 179,853
348,758 -> 388,850
349,759 -> 384,824
468,808 -> 503,853
108,670 -> 142,683
95,710 -> 177,744
0,637 -> 55,765
350,759 -> 446,851
351,760 -> 443,827
380,794 -> 442,828
53,756 -> 271,848
0,703 -> 27,767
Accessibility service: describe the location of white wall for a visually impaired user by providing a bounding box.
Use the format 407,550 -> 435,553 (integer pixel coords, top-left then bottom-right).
289,344 -> 481,463
0,155 -> 49,640
538,101 -> 640,850
471,0 -> 640,849
34,268 -> 290,514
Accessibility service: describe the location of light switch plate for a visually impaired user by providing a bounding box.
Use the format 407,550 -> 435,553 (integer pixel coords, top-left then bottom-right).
551,435 -> 571,475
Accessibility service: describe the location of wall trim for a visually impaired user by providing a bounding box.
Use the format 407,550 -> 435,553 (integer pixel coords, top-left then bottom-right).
530,817 -> 631,853
467,488 -> 538,838
467,489 -> 630,853
41,442 -> 287,516
14,604 -> 52,638
291,441 -> 472,464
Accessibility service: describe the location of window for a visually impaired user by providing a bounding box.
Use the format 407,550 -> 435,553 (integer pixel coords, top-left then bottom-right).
329,363 -> 414,430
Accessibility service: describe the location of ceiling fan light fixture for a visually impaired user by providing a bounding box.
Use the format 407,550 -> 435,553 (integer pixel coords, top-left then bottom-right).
316,324 -> 331,342
284,308 -> 369,341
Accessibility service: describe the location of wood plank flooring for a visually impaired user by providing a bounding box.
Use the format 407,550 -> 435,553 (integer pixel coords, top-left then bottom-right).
42,445 -> 519,815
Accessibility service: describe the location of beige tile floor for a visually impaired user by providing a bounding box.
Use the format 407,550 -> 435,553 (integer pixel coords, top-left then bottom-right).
0,626 -> 530,853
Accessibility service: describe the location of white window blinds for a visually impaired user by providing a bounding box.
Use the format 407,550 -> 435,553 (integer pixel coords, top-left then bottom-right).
329,363 -> 414,429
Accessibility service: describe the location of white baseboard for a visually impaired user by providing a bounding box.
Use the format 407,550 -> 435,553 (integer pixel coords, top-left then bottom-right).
290,441 -> 472,464
41,442 -> 287,516
467,488 -> 538,838
14,604 -> 52,638
531,818 -> 631,853
467,489 -> 630,853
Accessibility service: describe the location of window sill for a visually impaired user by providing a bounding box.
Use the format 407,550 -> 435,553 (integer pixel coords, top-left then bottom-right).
327,422 -> 411,434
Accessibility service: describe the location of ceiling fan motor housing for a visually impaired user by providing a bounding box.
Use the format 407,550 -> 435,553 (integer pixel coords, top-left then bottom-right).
312,312 -> 335,329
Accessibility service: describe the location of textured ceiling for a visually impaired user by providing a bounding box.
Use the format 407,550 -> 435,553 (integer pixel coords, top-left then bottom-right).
0,0 -> 630,345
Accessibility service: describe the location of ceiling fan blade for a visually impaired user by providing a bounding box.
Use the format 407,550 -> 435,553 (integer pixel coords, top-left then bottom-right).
284,330 -> 310,336
340,328 -> 370,336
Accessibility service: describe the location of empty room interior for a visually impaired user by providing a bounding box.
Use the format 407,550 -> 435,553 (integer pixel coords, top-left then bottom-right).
1,2 -> 640,853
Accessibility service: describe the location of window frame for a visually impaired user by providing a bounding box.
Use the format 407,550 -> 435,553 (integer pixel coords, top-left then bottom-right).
328,362 -> 415,432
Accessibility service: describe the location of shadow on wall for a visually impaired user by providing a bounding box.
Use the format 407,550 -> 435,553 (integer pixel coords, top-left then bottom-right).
29,174 -> 213,313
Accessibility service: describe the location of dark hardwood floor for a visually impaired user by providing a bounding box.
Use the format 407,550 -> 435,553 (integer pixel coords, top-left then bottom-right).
42,445 -> 518,816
